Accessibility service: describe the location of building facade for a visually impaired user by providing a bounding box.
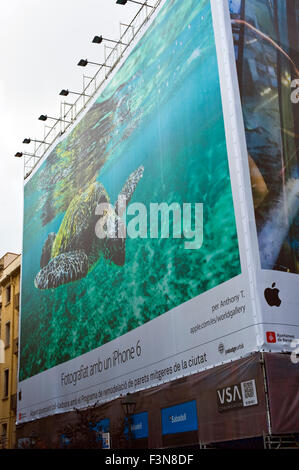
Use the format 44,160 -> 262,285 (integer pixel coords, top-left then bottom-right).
0,253 -> 20,449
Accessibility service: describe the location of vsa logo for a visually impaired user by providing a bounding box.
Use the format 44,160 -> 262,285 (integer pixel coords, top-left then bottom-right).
217,379 -> 258,412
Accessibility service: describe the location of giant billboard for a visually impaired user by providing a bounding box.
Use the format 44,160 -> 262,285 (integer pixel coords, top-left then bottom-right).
17,0 -> 298,424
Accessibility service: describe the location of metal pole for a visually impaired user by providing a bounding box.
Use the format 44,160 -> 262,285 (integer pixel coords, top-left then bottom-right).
261,352 -> 272,438
128,415 -> 133,449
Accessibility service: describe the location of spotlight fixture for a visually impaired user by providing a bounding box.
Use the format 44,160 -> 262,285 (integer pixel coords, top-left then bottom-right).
92,35 -> 127,46
22,138 -> 48,145
92,35 -> 103,44
59,89 -> 90,97
116,0 -> 154,7
38,115 -> 71,124
14,151 -> 36,158
77,59 -> 110,68
78,59 -> 88,67
59,89 -> 69,97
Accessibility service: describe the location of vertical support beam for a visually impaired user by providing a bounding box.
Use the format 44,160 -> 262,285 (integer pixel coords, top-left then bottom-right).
261,352 -> 272,438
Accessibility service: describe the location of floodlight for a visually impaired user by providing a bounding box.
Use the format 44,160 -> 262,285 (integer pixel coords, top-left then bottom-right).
92,35 -> 103,44
77,59 -> 111,68
59,89 -> 69,97
92,35 -> 127,46
38,115 -> 71,124
116,0 -> 154,7
59,89 -> 90,97
23,137 -> 49,145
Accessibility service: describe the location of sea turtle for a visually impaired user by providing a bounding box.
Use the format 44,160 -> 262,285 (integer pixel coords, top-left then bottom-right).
34,166 -> 144,289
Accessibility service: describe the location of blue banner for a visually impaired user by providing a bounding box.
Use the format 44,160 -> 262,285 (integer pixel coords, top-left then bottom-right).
125,412 -> 148,440
92,418 -> 110,434
91,418 -> 110,447
161,401 -> 198,435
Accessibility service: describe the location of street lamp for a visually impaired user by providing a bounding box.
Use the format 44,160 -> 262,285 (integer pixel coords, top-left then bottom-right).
29,431 -> 37,448
121,394 -> 137,416
121,394 -> 136,449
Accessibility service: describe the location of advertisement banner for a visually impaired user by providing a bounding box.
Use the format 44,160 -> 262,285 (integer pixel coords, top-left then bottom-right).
125,412 -> 149,440
161,401 -> 198,435
18,0 -> 263,424
264,353 -> 299,435
216,379 -> 258,412
15,353 -> 269,447
92,418 -> 110,447
229,0 -> 299,351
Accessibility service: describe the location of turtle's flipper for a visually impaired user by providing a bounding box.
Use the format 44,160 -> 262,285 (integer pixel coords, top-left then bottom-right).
34,251 -> 89,289
103,166 -> 144,266
115,166 -> 144,217
102,236 -> 126,266
40,232 -> 56,268
98,212 -> 126,266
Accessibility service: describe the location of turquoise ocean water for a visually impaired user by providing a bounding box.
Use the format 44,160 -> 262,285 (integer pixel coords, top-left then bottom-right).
20,0 -> 241,380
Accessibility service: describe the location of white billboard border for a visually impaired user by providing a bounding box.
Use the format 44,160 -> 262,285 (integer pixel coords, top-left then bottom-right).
210,0 -> 263,345
212,0 -> 299,352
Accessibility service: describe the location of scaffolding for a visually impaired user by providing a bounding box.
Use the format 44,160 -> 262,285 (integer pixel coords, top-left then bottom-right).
263,434 -> 299,450
23,0 -> 161,179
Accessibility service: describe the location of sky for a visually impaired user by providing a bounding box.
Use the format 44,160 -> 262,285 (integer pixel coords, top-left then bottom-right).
0,0 -> 137,259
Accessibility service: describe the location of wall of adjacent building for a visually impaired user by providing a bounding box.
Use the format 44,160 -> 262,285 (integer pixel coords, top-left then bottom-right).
0,253 -> 20,449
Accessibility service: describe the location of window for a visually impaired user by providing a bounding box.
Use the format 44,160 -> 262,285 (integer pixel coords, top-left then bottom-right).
5,322 -> 10,348
1,423 -> 7,448
4,369 -> 9,397
5,286 -> 11,305
0,339 -> 4,363
14,292 -> 20,310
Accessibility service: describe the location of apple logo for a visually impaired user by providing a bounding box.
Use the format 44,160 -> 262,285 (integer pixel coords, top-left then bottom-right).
264,283 -> 281,307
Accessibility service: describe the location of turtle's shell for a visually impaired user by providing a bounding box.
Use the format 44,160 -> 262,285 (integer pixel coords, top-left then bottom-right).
51,182 -> 109,259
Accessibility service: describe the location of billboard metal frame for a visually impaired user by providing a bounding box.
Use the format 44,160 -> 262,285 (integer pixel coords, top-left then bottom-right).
23,0 -> 161,178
